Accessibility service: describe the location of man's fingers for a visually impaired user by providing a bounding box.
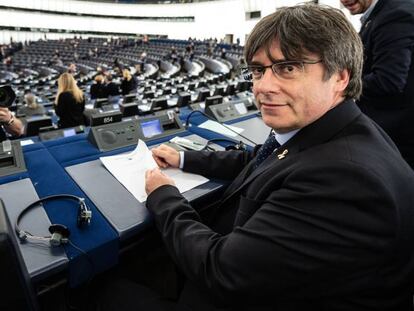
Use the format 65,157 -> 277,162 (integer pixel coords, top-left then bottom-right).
146,167 -> 158,177
152,147 -> 169,159
152,154 -> 168,168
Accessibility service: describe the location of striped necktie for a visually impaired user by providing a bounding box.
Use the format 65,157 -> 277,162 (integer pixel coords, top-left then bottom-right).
253,134 -> 280,169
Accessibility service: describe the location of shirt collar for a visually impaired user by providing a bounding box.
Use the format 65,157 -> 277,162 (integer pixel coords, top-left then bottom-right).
360,0 -> 378,24
273,129 -> 299,146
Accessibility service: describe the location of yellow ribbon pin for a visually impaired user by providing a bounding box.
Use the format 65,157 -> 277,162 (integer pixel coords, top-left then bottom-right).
277,149 -> 288,160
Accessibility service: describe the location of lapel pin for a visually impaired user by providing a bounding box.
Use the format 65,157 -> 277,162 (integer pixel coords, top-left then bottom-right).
277,149 -> 288,160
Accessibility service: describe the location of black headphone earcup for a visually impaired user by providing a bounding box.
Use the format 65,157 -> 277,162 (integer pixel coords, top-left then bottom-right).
48,224 -> 70,247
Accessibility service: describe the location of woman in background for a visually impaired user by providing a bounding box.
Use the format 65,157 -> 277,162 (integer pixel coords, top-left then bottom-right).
17,92 -> 46,117
55,72 -> 85,128
90,74 -> 107,100
120,68 -> 137,95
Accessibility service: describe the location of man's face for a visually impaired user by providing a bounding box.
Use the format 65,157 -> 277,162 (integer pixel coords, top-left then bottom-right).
340,0 -> 373,15
252,41 -> 347,133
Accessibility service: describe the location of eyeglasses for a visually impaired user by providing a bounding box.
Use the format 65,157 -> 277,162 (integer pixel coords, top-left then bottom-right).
241,59 -> 322,81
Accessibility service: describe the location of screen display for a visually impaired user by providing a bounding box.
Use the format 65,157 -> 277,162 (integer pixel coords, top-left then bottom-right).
141,119 -> 163,138
63,128 -> 76,137
234,102 -> 248,115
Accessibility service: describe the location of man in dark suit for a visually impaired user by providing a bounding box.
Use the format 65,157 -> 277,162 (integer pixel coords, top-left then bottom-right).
96,4 -> 414,311
341,0 -> 414,169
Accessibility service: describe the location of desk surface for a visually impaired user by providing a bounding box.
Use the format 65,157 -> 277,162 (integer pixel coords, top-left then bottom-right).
0,110 -> 265,287
0,178 -> 68,281
186,113 -> 270,148
230,116 -> 270,145
66,134 -> 225,241
0,127 -> 228,286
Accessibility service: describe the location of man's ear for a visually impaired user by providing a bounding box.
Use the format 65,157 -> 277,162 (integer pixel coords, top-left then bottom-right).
335,69 -> 350,93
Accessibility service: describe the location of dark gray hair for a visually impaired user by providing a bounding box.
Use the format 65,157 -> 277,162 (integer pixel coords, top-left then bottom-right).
244,3 -> 363,100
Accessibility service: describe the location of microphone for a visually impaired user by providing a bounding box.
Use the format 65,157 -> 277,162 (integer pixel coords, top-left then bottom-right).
185,110 -> 258,147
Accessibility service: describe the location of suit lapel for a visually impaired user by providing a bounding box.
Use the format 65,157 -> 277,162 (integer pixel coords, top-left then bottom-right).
219,100 -> 362,206
359,0 -> 386,38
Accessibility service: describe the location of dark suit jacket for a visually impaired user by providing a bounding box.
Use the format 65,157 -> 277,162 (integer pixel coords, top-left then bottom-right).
90,83 -> 107,100
146,100 -> 414,311
55,92 -> 85,129
120,77 -> 137,95
105,82 -> 120,97
358,0 -> 414,168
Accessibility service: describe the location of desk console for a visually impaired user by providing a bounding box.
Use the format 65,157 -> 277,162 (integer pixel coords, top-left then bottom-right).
0,140 -> 26,177
205,98 -> 258,122
88,111 -> 185,152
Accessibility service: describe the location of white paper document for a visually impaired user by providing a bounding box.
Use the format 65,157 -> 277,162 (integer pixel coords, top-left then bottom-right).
198,120 -> 244,137
100,140 -> 209,202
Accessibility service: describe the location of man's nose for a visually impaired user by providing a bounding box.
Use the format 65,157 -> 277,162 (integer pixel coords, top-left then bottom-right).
253,68 -> 282,94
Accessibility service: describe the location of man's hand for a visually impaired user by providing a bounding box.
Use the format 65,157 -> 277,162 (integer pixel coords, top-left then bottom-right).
0,107 -> 12,123
151,144 -> 180,168
145,168 -> 175,195
0,107 -> 23,136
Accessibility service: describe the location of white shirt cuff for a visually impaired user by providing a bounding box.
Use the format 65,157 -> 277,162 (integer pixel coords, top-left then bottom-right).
179,151 -> 185,169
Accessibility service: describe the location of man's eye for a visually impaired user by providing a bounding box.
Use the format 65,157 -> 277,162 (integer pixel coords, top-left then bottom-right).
279,64 -> 297,73
250,67 -> 264,75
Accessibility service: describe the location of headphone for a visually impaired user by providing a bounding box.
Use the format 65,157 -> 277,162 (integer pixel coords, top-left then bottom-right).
15,194 -> 92,247
201,137 -> 248,152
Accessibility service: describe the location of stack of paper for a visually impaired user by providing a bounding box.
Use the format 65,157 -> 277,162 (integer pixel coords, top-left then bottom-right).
100,139 -> 209,202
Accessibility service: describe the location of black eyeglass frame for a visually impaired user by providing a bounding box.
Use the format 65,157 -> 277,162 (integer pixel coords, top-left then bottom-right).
241,59 -> 322,81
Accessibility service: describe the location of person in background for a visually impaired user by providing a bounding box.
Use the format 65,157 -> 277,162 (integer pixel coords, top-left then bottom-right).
134,63 -> 142,76
104,74 -> 120,97
17,92 -> 46,117
220,47 -> 227,59
93,4 -> 414,311
67,63 -> 77,75
0,106 -> 23,141
55,72 -> 85,129
341,0 -> 414,168
120,68 -> 137,95
90,75 -> 107,100
169,46 -> 178,62
139,52 -> 147,65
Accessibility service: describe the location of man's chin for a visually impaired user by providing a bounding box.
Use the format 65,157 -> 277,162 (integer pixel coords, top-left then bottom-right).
347,4 -> 363,14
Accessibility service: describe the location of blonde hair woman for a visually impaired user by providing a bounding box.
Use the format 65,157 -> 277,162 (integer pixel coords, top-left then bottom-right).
120,68 -> 137,95
55,72 -> 85,128
17,93 -> 45,117
90,74 -> 107,99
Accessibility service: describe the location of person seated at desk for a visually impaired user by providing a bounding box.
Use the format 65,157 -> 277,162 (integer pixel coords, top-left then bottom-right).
105,74 -> 120,97
94,4 -> 414,311
139,52 -> 147,65
0,106 -> 23,141
17,93 -> 46,117
120,68 -> 137,95
90,74 -> 107,100
55,72 -> 85,129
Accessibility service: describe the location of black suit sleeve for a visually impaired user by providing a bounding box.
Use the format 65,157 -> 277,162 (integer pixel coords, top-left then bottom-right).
146,160 -> 395,306
182,150 -> 254,180
361,9 -> 414,99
